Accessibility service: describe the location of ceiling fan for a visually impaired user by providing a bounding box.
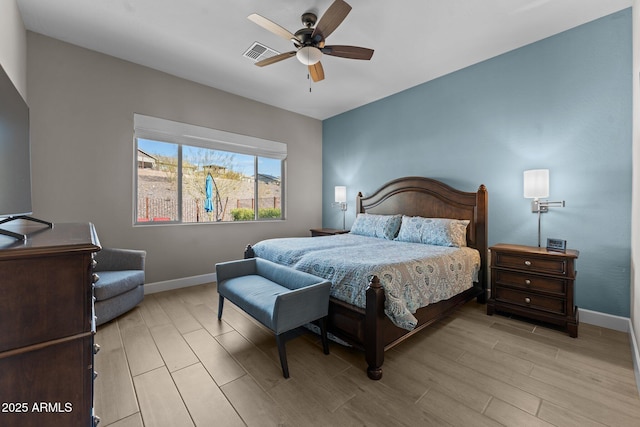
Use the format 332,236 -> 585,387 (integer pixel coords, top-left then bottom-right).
248,0 -> 374,82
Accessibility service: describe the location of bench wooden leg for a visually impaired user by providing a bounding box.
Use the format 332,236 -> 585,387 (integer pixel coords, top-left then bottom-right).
217,296 -> 224,320
319,317 -> 329,355
275,334 -> 289,378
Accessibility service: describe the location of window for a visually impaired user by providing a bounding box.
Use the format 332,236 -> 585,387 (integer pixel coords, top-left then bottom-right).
134,114 -> 286,224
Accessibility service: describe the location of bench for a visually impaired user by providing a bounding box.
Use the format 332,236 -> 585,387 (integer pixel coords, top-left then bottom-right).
215,257 -> 332,378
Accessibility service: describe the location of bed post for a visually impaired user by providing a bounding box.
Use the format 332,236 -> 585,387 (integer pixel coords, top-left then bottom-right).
365,275 -> 385,380
476,184 -> 489,304
356,192 -> 364,214
244,245 -> 255,259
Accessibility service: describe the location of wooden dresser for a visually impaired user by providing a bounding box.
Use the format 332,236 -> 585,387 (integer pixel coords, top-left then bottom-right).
487,243 -> 579,337
0,223 -> 101,427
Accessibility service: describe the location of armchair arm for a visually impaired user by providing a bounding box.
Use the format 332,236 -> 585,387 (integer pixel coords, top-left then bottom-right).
273,280 -> 331,334
94,248 -> 146,272
215,258 -> 258,284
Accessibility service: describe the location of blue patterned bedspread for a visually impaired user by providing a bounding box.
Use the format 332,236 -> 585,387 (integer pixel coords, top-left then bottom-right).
252,234 -> 480,330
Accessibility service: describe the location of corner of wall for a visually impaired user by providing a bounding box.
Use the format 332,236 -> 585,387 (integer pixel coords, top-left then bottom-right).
631,0 -> 640,393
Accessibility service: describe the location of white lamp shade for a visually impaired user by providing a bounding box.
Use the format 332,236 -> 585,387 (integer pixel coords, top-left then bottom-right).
296,46 -> 322,65
523,169 -> 549,199
335,186 -> 347,203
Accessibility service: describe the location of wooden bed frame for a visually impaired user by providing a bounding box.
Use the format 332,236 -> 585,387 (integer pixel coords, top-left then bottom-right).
247,176 -> 488,380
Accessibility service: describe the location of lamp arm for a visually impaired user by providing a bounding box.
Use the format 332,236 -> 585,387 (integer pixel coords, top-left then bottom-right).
531,199 -> 565,213
538,200 -> 565,208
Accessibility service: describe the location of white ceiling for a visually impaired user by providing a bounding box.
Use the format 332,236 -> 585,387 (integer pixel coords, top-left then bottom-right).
16,0 -> 633,120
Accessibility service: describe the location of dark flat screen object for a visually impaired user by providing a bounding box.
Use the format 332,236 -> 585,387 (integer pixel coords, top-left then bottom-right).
0,64 -> 32,217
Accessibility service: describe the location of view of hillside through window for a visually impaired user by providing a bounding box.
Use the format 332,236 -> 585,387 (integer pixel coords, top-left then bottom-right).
136,138 -> 282,223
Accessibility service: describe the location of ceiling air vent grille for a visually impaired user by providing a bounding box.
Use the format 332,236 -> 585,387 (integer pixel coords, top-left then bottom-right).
243,42 -> 280,62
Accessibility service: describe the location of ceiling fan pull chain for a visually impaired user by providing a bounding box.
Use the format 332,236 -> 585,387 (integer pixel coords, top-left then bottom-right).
308,73 -> 312,92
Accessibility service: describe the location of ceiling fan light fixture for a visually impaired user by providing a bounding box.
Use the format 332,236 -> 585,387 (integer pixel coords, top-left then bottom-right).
296,46 -> 322,65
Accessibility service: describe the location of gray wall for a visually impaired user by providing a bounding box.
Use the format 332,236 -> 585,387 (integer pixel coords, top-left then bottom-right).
322,10 -> 632,317
27,33 -> 323,284
0,0 -> 27,98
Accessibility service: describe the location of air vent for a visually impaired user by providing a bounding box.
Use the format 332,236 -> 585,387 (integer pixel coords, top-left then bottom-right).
243,42 -> 280,62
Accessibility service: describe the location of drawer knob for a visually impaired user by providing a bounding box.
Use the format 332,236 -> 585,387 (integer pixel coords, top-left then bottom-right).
94,371 -> 98,380
524,260 -> 532,266
92,273 -> 100,283
525,279 -> 531,285
93,416 -> 101,427
524,297 -> 531,304
94,343 -> 101,354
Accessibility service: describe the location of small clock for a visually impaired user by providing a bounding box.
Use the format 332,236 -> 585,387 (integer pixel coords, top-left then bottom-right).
546,238 -> 567,253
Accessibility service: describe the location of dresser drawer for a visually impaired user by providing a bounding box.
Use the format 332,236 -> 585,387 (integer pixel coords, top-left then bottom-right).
493,251 -> 568,276
0,335 -> 93,427
493,270 -> 566,296
0,253 -> 94,352
494,286 -> 565,314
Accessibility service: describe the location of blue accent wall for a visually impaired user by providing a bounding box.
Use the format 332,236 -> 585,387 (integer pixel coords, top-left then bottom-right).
322,9 -> 632,317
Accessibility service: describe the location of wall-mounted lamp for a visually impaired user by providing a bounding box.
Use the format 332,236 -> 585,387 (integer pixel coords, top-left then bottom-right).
524,169 -> 565,247
333,186 -> 347,230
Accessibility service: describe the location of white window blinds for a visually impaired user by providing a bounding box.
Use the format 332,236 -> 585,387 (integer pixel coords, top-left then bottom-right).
134,114 -> 287,160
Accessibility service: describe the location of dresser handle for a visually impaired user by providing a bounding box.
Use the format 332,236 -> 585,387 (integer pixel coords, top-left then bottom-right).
92,273 -> 100,283
524,297 -> 531,304
93,371 -> 98,380
524,279 -> 531,285
524,260 -> 532,266
93,416 -> 101,427
93,343 -> 101,354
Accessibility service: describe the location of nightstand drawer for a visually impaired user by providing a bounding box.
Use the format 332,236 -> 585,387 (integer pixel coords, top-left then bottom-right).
493,270 -> 566,296
493,252 -> 568,276
495,286 -> 565,314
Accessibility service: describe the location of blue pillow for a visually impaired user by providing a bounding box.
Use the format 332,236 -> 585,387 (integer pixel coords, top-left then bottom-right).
396,216 -> 469,247
350,214 -> 402,240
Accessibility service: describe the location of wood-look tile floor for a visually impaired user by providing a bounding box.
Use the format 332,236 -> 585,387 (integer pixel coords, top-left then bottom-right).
94,282 -> 640,427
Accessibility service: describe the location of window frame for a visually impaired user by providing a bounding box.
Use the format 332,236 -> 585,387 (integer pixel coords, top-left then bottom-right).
133,114 -> 286,225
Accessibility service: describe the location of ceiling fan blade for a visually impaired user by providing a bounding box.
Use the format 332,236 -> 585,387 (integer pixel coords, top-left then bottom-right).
312,0 -> 352,40
248,14 -> 296,41
309,62 -> 325,82
322,45 -> 374,60
255,51 -> 296,67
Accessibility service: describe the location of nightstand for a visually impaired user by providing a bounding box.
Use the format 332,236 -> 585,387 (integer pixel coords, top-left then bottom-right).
310,228 -> 350,237
487,243 -> 579,337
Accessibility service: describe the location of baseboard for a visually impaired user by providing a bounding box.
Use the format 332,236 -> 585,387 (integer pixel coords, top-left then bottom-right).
143,273 -> 216,294
578,308 -> 640,395
630,322 -> 640,395
578,308 -> 630,332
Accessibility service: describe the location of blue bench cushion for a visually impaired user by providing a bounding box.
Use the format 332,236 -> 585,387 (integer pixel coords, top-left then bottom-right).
94,270 -> 145,301
220,274 -> 291,331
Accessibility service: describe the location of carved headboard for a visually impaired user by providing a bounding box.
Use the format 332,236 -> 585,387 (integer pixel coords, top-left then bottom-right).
356,176 -> 488,289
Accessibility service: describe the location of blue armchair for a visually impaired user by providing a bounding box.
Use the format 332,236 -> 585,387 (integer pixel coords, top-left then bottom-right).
93,248 -> 146,326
